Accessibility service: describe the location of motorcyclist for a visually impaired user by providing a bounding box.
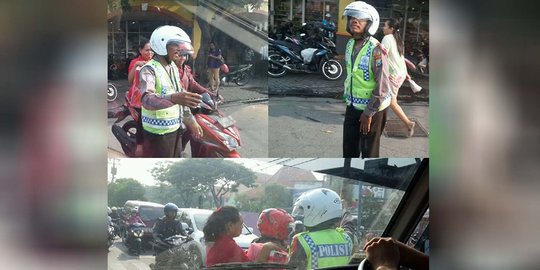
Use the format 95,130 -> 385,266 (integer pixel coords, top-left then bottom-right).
288,188 -> 356,270
152,203 -> 185,254
247,208 -> 293,264
171,48 -> 216,153
139,25 -> 203,157
109,207 -> 120,219
127,208 -> 145,226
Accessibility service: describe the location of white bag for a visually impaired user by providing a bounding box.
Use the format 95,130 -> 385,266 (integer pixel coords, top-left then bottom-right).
301,48 -> 318,64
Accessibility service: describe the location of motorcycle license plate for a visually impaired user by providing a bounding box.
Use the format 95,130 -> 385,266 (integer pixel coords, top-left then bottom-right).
216,116 -> 236,128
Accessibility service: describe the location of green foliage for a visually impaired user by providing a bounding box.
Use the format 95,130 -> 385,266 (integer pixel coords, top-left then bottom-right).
108,178 -> 146,207
236,193 -> 262,212
261,183 -> 293,210
236,183 -> 293,213
151,159 -> 257,208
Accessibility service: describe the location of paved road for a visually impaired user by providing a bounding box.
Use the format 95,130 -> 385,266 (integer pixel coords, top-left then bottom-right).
108,238 -> 154,270
269,97 -> 429,158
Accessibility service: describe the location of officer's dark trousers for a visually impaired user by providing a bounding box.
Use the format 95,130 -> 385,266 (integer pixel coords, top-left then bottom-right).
343,105 -> 387,158
143,129 -> 183,157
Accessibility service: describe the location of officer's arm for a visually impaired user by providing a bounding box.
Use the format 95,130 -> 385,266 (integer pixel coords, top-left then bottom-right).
363,46 -> 391,117
139,66 -> 176,110
288,236 -> 308,270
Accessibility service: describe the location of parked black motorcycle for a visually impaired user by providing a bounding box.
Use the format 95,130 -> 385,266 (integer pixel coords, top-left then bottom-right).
123,222 -> 145,256
268,24 -> 342,80
220,64 -> 253,86
149,226 -> 203,270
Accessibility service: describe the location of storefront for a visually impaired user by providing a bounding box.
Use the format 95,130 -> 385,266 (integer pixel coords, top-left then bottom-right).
108,0 -> 268,80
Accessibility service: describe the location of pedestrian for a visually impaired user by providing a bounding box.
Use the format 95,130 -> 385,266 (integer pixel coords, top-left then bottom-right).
246,208 -> 293,264
206,41 -> 223,92
204,206 -> 283,266
342,1 -> 391,158
382,18 -> 416,137
126,37 -> 153,156
288,188 -> 356,270
138,25 -> 203,157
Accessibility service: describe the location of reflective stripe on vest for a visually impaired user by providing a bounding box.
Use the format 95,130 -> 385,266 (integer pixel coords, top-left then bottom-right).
298,228 -> 353,269
140,59 -> 183,135
343,37 -> 391,111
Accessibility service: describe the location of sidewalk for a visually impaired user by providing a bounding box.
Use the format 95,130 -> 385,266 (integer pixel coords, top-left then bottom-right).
268,65 -> 429,103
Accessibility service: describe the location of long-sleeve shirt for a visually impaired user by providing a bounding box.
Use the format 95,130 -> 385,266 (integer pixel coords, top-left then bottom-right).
178,64 -> 211,95
138,63 -> 194,121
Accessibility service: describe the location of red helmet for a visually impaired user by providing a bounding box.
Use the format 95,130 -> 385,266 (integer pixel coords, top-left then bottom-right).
257,208 -> 294,241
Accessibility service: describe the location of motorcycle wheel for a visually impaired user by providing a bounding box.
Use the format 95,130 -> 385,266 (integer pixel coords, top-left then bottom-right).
234,71 -> 251,86
321,59 -> 343,80
268,53 -> 287,78
107,83 -> 117,102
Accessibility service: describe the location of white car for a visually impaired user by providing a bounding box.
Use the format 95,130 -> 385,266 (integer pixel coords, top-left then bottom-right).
178,208 -> 258,263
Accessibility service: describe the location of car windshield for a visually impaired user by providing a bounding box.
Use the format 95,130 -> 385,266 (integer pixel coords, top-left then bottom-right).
138,206 -> 163,222
109,158 -> 424,269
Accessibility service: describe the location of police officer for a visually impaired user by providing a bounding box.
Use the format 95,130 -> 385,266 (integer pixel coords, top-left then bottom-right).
288,188 -> 355,270
139,25 -> 203,157
342,2 -> 392,158
152,203 -> 185,254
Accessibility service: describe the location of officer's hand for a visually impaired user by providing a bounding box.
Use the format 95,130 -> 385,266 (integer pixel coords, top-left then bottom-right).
171,92 -> 202,108
185,120 -> 203,139
359,113 -> 372,135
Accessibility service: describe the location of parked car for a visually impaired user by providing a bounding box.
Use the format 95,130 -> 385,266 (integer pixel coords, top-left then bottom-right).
178,208 -> 258,263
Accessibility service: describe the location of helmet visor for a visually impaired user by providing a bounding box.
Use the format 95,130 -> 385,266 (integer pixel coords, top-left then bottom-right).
342,9 -> 371,21
166,40 -> 194,56
291,205 -> 304,219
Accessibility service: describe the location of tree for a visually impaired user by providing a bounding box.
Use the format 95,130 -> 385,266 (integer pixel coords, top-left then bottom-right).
152,159 -> 257,208
236,193 -> 262,212
236,183 -> 293,213
108,178 -> 146,207
261,183 -> 293,210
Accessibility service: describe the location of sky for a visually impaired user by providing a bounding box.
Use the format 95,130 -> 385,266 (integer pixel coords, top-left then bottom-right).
107,158 -> 420,186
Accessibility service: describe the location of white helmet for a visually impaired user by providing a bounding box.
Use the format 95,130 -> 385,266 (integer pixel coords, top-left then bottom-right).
292,188 -> 342,228
342,1 -> 380,36
150,25 -> 194,56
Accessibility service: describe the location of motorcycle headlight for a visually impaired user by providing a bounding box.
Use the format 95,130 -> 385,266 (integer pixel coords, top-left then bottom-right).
135,231 -> 143,237
200,118 -> 240,151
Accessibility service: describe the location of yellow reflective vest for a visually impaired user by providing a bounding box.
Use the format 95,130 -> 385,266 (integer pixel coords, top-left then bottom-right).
295,228 -> 353,269
140,59 -> 183,135
343,37 -> 391,111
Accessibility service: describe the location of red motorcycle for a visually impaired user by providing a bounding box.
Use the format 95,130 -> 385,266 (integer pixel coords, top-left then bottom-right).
111,93 -> 140,157
187,91 -> 241,158
111,92 -> 241,158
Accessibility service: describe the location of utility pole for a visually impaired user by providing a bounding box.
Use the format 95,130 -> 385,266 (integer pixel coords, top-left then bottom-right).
110,158 -> 118,183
